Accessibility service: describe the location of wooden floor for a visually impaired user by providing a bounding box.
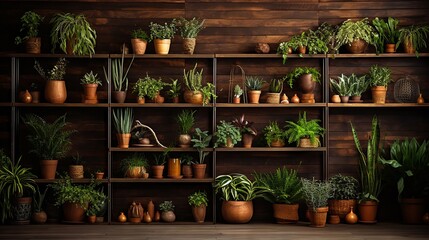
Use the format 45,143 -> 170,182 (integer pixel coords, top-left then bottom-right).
0,223 -> 428,240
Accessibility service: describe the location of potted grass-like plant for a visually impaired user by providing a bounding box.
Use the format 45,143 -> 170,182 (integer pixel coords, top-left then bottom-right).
329,74 -> 354,103
176,110 -> 196,148
173,17 -> 205,54
112,108 -> 134,148
120,153 -> 149,178
14,11 -> 44,54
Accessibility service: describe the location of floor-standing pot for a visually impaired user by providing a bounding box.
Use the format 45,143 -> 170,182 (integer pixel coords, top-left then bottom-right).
62,202 -> 87,222
14,197 -> 32,224
40,159 -> 58,179
309,207 -> 329,227
116,133 -> 131,148
247,90 -> 261,104
131,38 -> 147,54
183,90 -> 203,104
45,80 -> 67,103
82,84 -> 98,104
400,198 -> 426,224
192,205 -> 206,223
183,38 -> 196,54
345,39 -> 368,54
25,37 -> 41,54
328,199 -> 357,220
112,91 -> 126,103
32,211 -> 47,224
358,200 -> 378,223
272,203 -> 299,224
371,86 -> 387,104
151,165 -> 164,179
167,158 -> 181,178
192,164 -> 206,179
182,165 -> 193,178
154,39 -> 171,55
222,200 -> 253,224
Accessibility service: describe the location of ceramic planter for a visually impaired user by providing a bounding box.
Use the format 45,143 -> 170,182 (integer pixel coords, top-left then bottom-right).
221,200 -> 253,224
40,159 -> 58,179
192,205 -> 206,223
358,200 -> 378,223
272,203 -> 299,224
192,164 -> 206,179
25,37 -> 41,54
45,80 -> 67,103
154,39 -> 171,55
131,38 -> 147,54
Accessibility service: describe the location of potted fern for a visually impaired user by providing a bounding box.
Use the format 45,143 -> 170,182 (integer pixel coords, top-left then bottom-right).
130,28 -> 150,54
397,25 -> 429,56
149,21 -> 176,54
80,71 -> 102,104
14,11 -> 44,54
214,121 -> 241,148
245,76 -> 265,104
173,17 -> 205,54
284,111 -> 325,148
335,18 -> 377,54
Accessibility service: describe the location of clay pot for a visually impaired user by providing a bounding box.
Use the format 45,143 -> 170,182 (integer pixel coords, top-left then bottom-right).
172,96 -> 179,103
385,43 -> 396,53
192,205 -> 207,223
183,90 -> 203,104
358,200 -> 378,223
192,164 -> 206,179
403,38 -> 415,54
30,91 -> 40,103
161,211 -> 176,222
131,38 -> 147,54
225,138 -> 235,148
20,90 -> 32,103
331,94 -> 341,103
151,165 -> 164,179
309,207 -> 329,227
340,95 -> 350,103
265,93 -> 280,103
62,202 -> 87,222
350,95 -> 361,101
400,198 -> 426,224
242,134 -> 254,148
345,39 -> 368,54
45,80 -> 67,103
167,158 -> 181,178
222,200 -> 253,224
247,90 -> 261,104
371,86 -> 387,104
118,212 -> 127,223
112,91 -> 126,103
299,74 -> 316,94
183,38 -> 196,54
154,39 -> 171,55
126,166 -> 146,178
68,165 -> 84,179
272,203 -> 299,224
345,207 -> 358,224
328,199 -> 357,220
280,94 -> 289,104
182,165 -> 193,178
88,215 -> 97,224
82,84 -> 98,103
40,159 -> 58,179
423,212 -> 429,224
95,172 -> 104,179
233,96 -> 241,103
178,134 -> 192,148
298,46 -> 307,54
143,212 -> 152,223
25,37 -> 41,54
328,214 -> 340,224
32,211 -> 47,224
117,133 -> 131,148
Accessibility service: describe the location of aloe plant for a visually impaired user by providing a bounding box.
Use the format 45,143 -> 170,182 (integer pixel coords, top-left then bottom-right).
268,78 -> 284,93
112,108 -> 134,134
245,76 -> 265,91
330,74 -> 353,96
103,47 -> 134,91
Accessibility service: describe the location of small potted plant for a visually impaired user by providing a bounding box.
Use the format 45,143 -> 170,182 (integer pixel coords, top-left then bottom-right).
176,110 -> 196,148
120,153 -> 149,178
372,17 -> 400,53
245,76 -> 265,104
329,74 -> 354,103
232,114 -> 257,148
132,73 -> 167,103
349,74 -> 369,101
254,166 -> 303,224
112,108 -> 134,148
14,11 -> 44,54
103,49 -> 134,103
289,32 -> 308,55
130,28 -> 150,54
328,174 -> 359,221
167,79 -> 181,103
191,128 -> 212,179
149,21 -> 176,54
285,67 -> 321,103
302,178 -> 332,227
397,24 -> 429,56
335,18 -> 377,54
369,65 -> 392,104
180,154 -> 194,178
188,191 -> 208,223
263,121 -> 286,147
80,70 -> 102,104
200,82 -> 217,106
95,169 -> 104,180
159,200 -> 175,222
284,111 -> 325,148
68,153 -> 85,179
266,78 -> 284,103
151,148 -> 170,179
214,121 -> 241,148
32,186 -> 48,224
34,58 -> 68,103
50,13 -> 97,55
183,63 -> 204,104
173,17 -> 205,54
233,84 -> 243,103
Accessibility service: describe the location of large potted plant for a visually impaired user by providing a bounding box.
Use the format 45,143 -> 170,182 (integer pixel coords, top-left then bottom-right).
22,114 -> 75,179
112,108 -> 134,148
372,17 -> 400,53
380,138 -> 429,224
149,21 -> 176,54
369,65 -> 392,104
284,111 -> 325,148
130,28 -> 150,54
314,22 -> 339,54
254,167 -> 303,224
214,173 -> 266,223
173,17 -> 205,54
285,67 -> 321,103
0,151 -> 36,224
188,191 -> 208,223
266,78 -> 283,104
191,128 -> 212,179
232,114 -> 257,148
50,13 -> 96,55
214,121 -> 241,148
328,174 -> 359,221
120,153 -> 149,178
397,25 -> 429,56
132,74 -> 167,103
350,115 -> 382,223
335,18 -> 377,54
80,70 -> 102,104
34,58 -> 68,104
176,110 -> 196,148
14,11 -> 44,54
302,178 -> 332,227
245,76 -> 265,104
263,121 -> 286,147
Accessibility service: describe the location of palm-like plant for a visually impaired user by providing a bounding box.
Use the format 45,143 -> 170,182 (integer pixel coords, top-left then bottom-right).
214,173 -> 266,201
284,112 -> 325,147
112,108 -> 134,134
191,128 -> 212,164
176,110 -> 196,135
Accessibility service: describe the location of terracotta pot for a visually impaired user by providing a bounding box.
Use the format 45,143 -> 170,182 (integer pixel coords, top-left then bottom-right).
40,159 -> 58,179
178,134 -> 192,147
350,95 -> 361,101
116,133 -> 131,148
247,90 -> 261,104
126,166 -> 146,178
225,138 -> 235,148
143,212 -> 152,223
340,95 -> 350,103
345,39 -> 368,54
167,158 -> 181,178
183,90 -> 203,104
299,137 -> 319,148
417,94 -> 425,104
32,211 -> 47,224
154,39 -> 171,55
358,200 -> 378,223
112,91 -> 126,103
403,38 -> 415,54
309,207 -> 329,227
131,38 -> 147,54
298,46 -> 307,54
299,74 -> 316,94
14,197 -> 32,224
233,97 -> 240,103
95,172 -> 104,179
371,86 -> 387,104
328,199 -> 357,220
183,38 -> 196,54
68,165 -> 84,179
182,165 -> 193,178
385,43 -> 396,53
82,84 -> 98,103
265,93 -> 280,103
66,37 -> 77,55
270,139 -> 285,148
25,37 -> 41,54
242,134 -> 254,148
291,94 -> 300,103
192,205 -> 206,223
329,214 -> 340,224
137,97 -> 145,104
331,94 -> 341,103
222,200 -> 253,224
45,80 -> 67,103
155,94 -> 165,103
161,211 -> 176,222
172,96 -> 179,103
151,165 -> 164,179
30,91 -> 40,103
63,202 -> 87,222
192,163 -> 206,179
400,198 -> 426,224
88,215 -> 97,224
272,203 -> 299,224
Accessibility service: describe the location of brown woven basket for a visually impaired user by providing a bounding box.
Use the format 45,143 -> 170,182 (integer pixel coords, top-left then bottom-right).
328,199 -> 357,219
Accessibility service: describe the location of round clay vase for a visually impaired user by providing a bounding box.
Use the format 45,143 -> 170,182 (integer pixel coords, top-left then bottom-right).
331,94 -> 341,103
417,93 -> 424,104
40,159 -> 58,179
183,90 -> 203,104
178,134 -> 192,148
385,43 -> 396,53
280,94 -> 289,104
182,165 -> 193,178
118,212 -> 127,223
183,38 -> 196,54
328,215 -> 340,224
371,86 -> 387,104
309,207 -> 329,228
345,39 -> 368,54
143,212 -> 152,223
291,94 -> 300,103
161,211 -> 176,222
20,90 -> 32,103
112,91 -> 127,103
131,38 -> 147,54
299,74 -> 316,94
192,205 -> 207,223
32,211 -> 47,224
222,200 -> 253,224
192,164 -> 206,179
248,90 -> 261,104
358,200 -> 378,223
45,80 -> 67,103
151,165 -> 164,179
62,202 -> 87,222
154,39 -> 171,55
25,37 -> 42,54
345,207 -> 358,224
272,203 -> 299,224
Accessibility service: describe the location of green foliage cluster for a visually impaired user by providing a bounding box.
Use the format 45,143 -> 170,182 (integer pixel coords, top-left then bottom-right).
112,108 -> 134,134
214,120 -> 242,147
188,191 -> 208,207
176,110 -> 196,135
284,67 -> 321,89
284,111 -> 325,147
132,73 -> 167,99
167,79 -> 181,98
120,153 -> 149,175
149,21 -> 176,40
369,65 -> 392,87
15,11 -> 44,45
191,128 -> 212,164
173,17 -> 205,38
397,25 -> 429,57
372,17 -> 400,52
34,58 -> 68,81
214,173 -> 267,201
330,74 -> 354,96
245,76 -> 265,91
233,84 -> 243,98
335,18 -> 377,52
328,174 -> 359,200
159,200 -> 175,212
131,28 -> 150,41
80,71 -> 102,85
302,178 -> 332,211
263,121 -> 286,146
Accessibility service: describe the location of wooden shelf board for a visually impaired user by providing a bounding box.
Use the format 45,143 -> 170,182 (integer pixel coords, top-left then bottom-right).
0,103 -> 12,107
110,103 -> 213,108
110,178 -> 213,183
328,103 -> 429,107
215,103 -> 326,108
7,53 -> 110,58
14,103 -> 109,107
215,147 -> 327,152
328,53 -> 429,58
109,54 -> 215,59
35,178 -> 108,184
110,147 -> 212,152
110,221 -> 214,225
215,53 -> 326,58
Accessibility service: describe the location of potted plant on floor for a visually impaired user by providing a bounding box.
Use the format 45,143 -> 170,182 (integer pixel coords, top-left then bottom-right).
167,79 -> 181,103
188,191 -> 208,223
254,166 -> 303,224
176,110 -> 196,148
68,153 -> 84,179
263,121 -> 286,147
80,70 -> 102,104
149,21 -> 176,54
285,67 -> 321,103
335,18 -> 377,54
329,74 -> 354,103
214,173 -> 266,223
50,13 -> 97,55
22,114 -> 75,179
180,154 -> 194,178
34,58 -> 68,103
131,28 -> 150,54
350,115 -> 382,223
284,111 -> 325,148
32,186 -> 48,224
132,73 -> 167,103
372,17 -> 400,53
214,121 -> 241,148
302,178 -> 332,227
369,65 -> 392,104
245,76 -> 265,104
397,25 -> 429,56
112,108 -> 134,148
380,138 -> 429,224
191,128 -> 212,179
0,151 -> 36,224
328,174 -> 359,221
232,114 -> 257,148
233,84 -> 244,103
120,153 -> 149,178
173,17 -> 205,54
266,78 -> 283,103
14,11 -> 44,54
